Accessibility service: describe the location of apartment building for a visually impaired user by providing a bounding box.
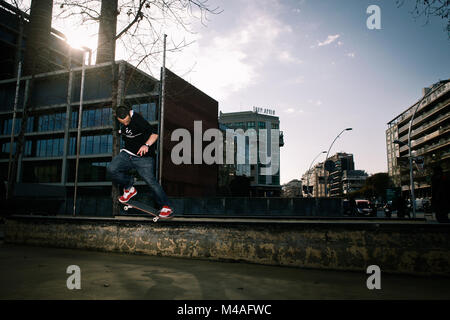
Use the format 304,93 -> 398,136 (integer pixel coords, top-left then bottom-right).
386,80 -> 450,197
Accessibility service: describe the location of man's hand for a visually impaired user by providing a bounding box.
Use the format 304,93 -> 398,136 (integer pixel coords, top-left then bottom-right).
137,145 -> 149,156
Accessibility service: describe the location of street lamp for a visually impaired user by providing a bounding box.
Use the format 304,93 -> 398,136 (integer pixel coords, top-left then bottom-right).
306,151 -> 327,197
393,88 -> 435,219
324,128 -> 353,197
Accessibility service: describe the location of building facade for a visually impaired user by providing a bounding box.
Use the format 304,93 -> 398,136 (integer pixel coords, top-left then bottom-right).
218,110 -> 284,197
386,80 -> 450,197
0,2 -> 219,205
301,152 -> 366,198
327,152 -> 355,198
342,170 -> 368,195
301,162 -> 325,197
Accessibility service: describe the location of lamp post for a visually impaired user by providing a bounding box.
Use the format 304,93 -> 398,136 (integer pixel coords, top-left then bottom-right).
392,88 -> 439,219
324,128 -> 353,197
306,151 -> 327,197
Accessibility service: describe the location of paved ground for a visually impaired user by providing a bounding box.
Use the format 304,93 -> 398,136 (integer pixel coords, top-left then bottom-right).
1,243 -> 449,300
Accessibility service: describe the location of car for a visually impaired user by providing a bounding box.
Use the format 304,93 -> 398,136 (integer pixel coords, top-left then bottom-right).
355,199 -> 376,217
414,198 -> 431,211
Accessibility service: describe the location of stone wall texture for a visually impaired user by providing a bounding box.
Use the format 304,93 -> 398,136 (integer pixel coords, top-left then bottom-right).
5,216 -> 450,276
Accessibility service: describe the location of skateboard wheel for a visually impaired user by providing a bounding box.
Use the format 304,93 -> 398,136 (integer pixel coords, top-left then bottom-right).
124,206 -> 129,211
153,217 -> 159,222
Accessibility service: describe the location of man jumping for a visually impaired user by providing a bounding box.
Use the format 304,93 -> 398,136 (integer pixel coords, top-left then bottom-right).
107,105 -> 173,218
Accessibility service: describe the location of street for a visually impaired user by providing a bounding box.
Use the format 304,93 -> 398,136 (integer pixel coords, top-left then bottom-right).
1,243 -> 449,300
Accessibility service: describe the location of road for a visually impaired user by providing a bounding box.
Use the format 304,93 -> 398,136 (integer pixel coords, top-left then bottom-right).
1,243 -> 449,300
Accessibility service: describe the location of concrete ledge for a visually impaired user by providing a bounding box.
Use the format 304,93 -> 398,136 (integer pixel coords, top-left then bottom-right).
4,215 -> 450,276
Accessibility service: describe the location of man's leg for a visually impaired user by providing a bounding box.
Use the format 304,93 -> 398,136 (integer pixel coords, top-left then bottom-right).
132,156 -> 169,209
107,152 -> 134,190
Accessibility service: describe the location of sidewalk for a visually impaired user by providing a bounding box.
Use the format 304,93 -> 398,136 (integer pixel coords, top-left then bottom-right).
1,243 -> 449,300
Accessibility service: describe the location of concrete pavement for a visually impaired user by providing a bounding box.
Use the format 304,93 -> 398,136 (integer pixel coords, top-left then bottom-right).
1,243 -> 450,300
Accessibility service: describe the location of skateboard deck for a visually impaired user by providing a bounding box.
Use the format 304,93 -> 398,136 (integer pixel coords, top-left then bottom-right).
121,199 -> 171,222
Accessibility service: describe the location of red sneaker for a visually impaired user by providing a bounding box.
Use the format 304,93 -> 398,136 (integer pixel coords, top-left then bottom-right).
159,206 -> 174,218
118,187 -> 137,203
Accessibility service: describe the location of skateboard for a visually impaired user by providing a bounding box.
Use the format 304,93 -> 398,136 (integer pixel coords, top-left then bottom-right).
122,199 -> 171,222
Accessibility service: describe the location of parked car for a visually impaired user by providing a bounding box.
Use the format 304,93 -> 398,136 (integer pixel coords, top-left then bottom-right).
355,199 -> 376,217
414,198 -> 431,211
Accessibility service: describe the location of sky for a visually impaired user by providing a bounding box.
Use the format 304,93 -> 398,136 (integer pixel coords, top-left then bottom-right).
160,0 -> 449,184
18,0 -> 450,184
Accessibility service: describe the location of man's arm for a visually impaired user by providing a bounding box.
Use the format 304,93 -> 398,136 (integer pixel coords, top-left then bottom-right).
135,113 -> 157,156
137,133 -> 158,156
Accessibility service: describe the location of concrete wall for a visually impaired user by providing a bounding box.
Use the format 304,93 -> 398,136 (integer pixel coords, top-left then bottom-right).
5,216 -> 450,276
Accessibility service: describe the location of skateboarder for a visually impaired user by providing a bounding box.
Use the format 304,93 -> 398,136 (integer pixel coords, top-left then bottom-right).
107,105 -> 173,218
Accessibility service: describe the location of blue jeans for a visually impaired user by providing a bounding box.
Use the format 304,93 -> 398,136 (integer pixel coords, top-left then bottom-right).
108,152 -> 169,209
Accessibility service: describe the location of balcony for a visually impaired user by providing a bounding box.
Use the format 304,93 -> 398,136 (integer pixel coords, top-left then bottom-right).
398,101 -> 449,136
396,82 -> 450,128
399,126 -> 449,153
415,137 -> 450,157
399,112 -> 450,144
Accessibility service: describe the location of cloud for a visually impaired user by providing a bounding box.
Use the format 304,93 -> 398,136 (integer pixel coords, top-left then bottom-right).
346,52 -> 356,58
307,99 -> 323,106
172,1 -> 294,100
291,75 -> 305,84
285,108 -> 295,114
278,51 -> 303,64
284,107 -> 304,115
317,34 -> 340,47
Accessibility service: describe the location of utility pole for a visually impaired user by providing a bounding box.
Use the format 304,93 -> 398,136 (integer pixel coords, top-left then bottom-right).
158,34 -> 167,184
73,51 -> 87,216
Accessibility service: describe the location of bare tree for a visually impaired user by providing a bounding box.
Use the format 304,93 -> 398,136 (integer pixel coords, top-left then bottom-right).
55,0 -> 221,215
396,0 -> 450,38
3,0 -> 221,214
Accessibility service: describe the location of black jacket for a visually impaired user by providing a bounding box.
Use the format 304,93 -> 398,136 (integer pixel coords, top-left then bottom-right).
119,111 -> 156,157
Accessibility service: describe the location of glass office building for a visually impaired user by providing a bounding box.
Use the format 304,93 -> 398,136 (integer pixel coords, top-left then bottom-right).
0,61 -> 160,193
218,110 -> 284,197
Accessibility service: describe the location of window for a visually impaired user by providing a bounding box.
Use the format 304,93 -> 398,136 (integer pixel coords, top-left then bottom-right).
33,138 -> 64,158
37,113 -> 65,132
80,136 -> 86,155
100,135 -> 108,154
102,108 -> 111,126
2,118 -> 22,135
247,121 -> 256,128
94,109 -> 102,127
271,123 -> 279,129
258,121 -> 266,129
67,160 -> 110,182
132,102 -> 157,122
71,134 -> 112,155
71,111 -> 78,128
48,114 -> 54,131
93,135 -> 100,154
86,135 -> 94,155
23,161 -> 62,183
69,137 -> 76,155
88,110 -> 95,127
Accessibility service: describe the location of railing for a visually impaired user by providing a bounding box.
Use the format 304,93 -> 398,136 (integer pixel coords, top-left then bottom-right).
398,101 -> 449,135
395,82 -> 450,126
